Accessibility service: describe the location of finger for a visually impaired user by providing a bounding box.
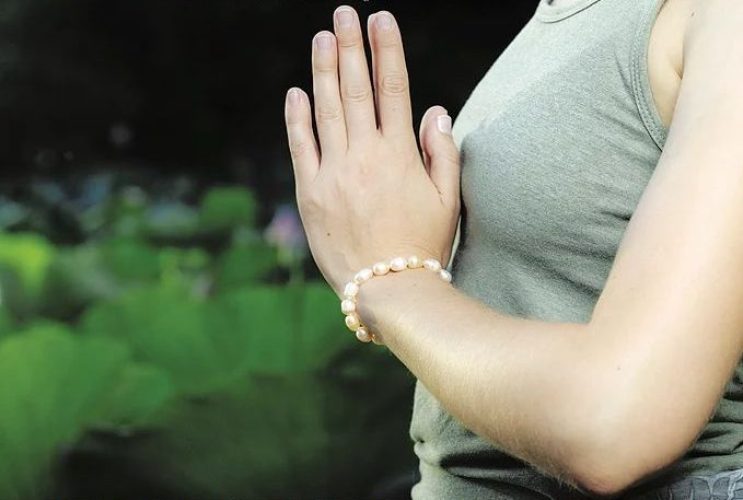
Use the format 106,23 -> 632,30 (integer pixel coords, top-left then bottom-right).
312,31 -> 347,158
369,11 -> 415,141
284,87 -> 320,190
421,106 -> 460,204
419,105 -> 439,174
367,13 -> 380,125
333,6 -> 377,142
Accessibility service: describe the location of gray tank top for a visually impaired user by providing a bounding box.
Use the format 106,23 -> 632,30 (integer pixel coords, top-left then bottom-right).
409,0 -> 743,498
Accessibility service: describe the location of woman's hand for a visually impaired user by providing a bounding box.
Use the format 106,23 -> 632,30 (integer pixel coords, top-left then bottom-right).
283,6 -> 461,297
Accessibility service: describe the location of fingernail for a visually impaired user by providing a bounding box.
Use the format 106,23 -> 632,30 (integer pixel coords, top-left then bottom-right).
375,11 -> 394,31
314,32 -> 333,50
335,7 -> 354,29
287,88 -> 300,106
437,114 -> 452,134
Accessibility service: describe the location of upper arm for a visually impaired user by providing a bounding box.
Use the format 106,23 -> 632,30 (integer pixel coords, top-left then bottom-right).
582,0 -> 743,493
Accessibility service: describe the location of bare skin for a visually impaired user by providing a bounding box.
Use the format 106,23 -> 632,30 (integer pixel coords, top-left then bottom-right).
283,0 -> 743,496
648,0 -> 687,128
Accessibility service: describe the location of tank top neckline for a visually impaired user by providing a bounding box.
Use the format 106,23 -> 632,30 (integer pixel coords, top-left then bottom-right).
535,0 -> 604,23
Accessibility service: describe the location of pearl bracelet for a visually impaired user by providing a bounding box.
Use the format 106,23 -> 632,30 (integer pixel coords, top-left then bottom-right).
341,255 -> 453,344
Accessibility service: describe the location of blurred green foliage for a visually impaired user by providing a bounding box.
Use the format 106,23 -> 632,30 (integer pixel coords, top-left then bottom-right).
199,186 -> 257,232
0,233 -> 55,315
0,184 -> 416,500
0,325 -> 130,499
0,1 -> 537,496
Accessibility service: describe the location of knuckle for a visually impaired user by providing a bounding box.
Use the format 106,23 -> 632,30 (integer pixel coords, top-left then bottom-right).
380,73 -> 409,96
316,105 -> 343,123
342,84 -> 372,103
442,150 -> 460,165
314,64 -> 337,75
288,138 -> 311,158
299,190 -> 322,213
358,163 -> 374,178
307,194 -> 323,212
336,33 -> 362,49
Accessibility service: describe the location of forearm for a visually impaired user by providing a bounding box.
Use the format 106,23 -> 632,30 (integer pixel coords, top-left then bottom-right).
356,267 -> 607,489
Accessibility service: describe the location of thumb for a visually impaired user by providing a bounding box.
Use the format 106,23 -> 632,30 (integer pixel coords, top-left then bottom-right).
418,105 -> 438,173
421,105 -> 461,204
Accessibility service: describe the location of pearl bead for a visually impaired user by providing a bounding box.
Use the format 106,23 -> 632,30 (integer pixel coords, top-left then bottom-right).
423,258 -> 442,272
341,299 -> 356,314
342,255 -> 451,346
353,268 -> 373,284
343,281 -> 360,298
372,262 -> 390,276
407,255 -> 423,268
345,313 -> 361,331
371,333 -> 385,345
389,257 -> 407,271
355,326 -> 372,343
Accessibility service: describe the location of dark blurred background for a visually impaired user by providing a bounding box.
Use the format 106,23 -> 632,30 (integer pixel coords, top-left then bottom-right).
0,1 -> 535,499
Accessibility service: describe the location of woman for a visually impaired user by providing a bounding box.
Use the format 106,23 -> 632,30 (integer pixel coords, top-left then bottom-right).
283,0 -> 743,498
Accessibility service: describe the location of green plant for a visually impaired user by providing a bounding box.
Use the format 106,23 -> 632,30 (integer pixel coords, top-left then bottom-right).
0,191 -> 417,500
0,325 -> 141,499
199,186 -> 257,232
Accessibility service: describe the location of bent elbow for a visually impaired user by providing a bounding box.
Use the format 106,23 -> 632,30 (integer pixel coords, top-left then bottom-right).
573,465 -> 632,498
568,439 -> 635,498
569,423 -> 691,498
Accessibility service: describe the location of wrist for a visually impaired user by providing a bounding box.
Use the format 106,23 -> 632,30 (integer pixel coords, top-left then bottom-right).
355,264 -> 451,340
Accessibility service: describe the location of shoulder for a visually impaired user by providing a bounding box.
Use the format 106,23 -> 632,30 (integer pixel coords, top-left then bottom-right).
647,0 -> 743,129
683,0 -> 743,65
675,0 -> 743,121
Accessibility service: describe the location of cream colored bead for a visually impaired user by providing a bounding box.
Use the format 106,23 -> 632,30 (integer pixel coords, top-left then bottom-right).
407,255 -> 423,268
389,257 -> 407,271
355,326 -> 372,343
341,299 -> 356,315
372,262 -> 390,276
371,333 -> 385,345
345,313 -> 361,332
343,281 -> 360,298
439,269 -> 452,283
423,258 -> 442,272
353,268 -> 374,284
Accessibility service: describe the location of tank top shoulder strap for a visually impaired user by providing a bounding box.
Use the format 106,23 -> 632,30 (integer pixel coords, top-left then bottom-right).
630,0 -> 670,151
452,0 -> 671,156
530,0 -> 670,151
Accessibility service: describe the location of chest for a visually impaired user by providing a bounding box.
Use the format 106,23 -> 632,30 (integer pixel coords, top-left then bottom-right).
452,0 -> 686,269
